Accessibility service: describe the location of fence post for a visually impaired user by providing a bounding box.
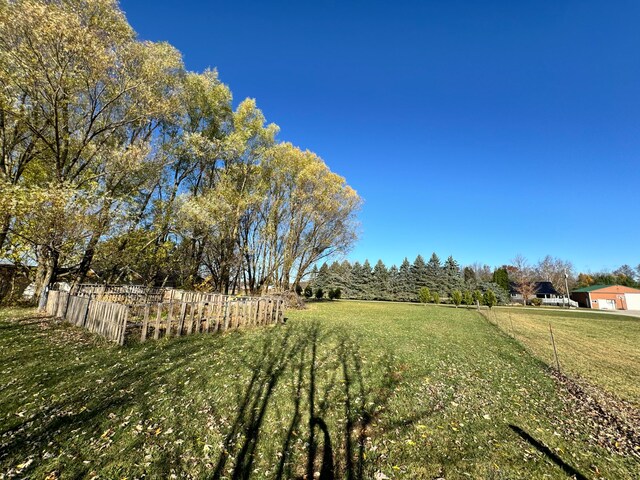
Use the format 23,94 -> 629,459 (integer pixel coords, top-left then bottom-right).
141,304 -> 150,342
119,307 -> 128,346
549,323 -> 561,372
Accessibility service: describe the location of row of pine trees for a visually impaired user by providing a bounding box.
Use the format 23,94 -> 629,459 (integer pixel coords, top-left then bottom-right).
308,253 -> 509,303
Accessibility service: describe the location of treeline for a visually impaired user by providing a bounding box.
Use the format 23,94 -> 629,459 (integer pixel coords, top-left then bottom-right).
307,253 -> 509,304
0,0 -> 360,301
577,268 -> 640,289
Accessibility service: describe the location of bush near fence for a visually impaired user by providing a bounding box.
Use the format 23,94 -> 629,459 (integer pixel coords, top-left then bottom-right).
44,289 -> 285,345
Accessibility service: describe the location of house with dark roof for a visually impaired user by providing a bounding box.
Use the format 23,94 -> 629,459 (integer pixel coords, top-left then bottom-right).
508,280 -> 564,305
571,284 -> 640,310
509,281 -> 559,298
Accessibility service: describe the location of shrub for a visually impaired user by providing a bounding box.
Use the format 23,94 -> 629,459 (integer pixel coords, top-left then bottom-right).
304,286 -> 313,298
462,290 -> 473,306
483,290 -> 497,309
472,289 -> 483,304
451,290 -> 462,307
432,292 -> 440,304
314,287 -> 324,299
418,287 -> 431,304
333,287 -> 342,299
530,297 -> 542,306
295,284 -> 303,296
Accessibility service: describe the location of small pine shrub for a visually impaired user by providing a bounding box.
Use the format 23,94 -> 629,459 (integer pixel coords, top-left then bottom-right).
304,286 -> 313,298
295,284 -> 303,296
462,291 -> 473,306
315,287 -> 324,299
432,292 -> 440,304
473,290 -> 483,304
483,290 -> 497,309
333,287 -> 342,299
451,290 -> 462,307
328,288 -> 336,300
418,287 -> 431,304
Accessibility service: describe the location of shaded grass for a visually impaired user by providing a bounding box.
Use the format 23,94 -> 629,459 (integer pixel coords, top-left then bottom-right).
489,307 -> 640,406
0,303 -> 638,478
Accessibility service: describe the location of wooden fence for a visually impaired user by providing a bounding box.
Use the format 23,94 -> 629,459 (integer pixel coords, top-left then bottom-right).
45,290 -> 129,345
129,296 -> 283,342
44,290 -> 285,345
73,283 -> 165,304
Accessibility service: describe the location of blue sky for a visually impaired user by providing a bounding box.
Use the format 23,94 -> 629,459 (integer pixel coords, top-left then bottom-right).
121,0 -> 640,273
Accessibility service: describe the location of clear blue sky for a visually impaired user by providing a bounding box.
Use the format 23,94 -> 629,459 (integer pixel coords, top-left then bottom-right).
121,0 -> 640,273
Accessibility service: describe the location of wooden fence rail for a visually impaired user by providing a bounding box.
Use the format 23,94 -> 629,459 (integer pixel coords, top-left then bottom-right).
45,290 -> 129,344
44,290 -> 285,345
73,284 -> 165,304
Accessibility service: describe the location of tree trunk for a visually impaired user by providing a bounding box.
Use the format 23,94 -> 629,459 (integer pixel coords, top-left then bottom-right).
34,246 -> 59,305
0,214 -> 10,251
75,229 -> 100,286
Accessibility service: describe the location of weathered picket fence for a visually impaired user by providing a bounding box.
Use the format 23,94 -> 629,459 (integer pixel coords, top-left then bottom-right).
73,283 -> 165,304
130,295 -> 284,342
45,291 -> 129,344
44,289 -> 285,345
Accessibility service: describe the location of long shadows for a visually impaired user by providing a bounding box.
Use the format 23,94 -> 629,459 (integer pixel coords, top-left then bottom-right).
1,315 -> 400,478
0,330 -> 219,477
509,425 -> 589,480
210,321 -> 400,480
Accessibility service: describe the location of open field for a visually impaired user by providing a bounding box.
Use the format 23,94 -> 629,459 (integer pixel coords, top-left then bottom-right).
489,307 -> 640,406
0,303 -> 639,479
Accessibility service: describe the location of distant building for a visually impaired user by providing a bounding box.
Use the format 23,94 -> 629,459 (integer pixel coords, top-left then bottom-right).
509,281 -> 560,303
571,284 -> 640,310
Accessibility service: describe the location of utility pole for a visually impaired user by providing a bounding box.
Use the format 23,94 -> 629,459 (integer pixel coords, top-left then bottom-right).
564,269 -> 570,308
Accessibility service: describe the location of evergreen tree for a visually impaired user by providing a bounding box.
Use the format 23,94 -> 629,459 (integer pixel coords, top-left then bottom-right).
411,255 -> 429,290
351,260 -> 373,299
483,290 -> 497,308
472,289 -> 483,304
451,289 -> 462,307
361,259 -> 374,298
388,265 -> 400,301
418,287 -> 431,304
425,253 -> 442,293
462,290 -> 473,306
338,260 -> 354,298
313,262 -> 330,291
397,258 -> 414,301
442,256 -> 463,295
492,267 -> 510,293
372,259 -> 390,300
463,266 -> 476,286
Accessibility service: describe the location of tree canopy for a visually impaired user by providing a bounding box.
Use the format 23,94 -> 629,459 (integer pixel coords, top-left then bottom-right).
0,0 -> 361,297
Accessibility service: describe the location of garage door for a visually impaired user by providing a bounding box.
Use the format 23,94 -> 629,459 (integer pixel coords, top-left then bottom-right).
625,293 -> 640,310
599,299 -> 616,310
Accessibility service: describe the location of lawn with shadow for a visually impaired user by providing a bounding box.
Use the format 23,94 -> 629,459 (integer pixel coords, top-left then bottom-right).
0,303 -> 638,479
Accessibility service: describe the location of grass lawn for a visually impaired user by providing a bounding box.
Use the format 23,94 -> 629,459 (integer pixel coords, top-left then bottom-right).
0,302 -> 638,479
489,307 -> 640,406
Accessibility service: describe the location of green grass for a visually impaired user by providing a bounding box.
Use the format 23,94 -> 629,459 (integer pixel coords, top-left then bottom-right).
0,303 -> 638,479
489,307 -> 640,406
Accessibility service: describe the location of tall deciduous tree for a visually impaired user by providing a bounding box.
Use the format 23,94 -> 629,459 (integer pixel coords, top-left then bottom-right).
0,0 -> 184,299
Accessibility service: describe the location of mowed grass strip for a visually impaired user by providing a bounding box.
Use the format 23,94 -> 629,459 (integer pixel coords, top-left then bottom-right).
489,307 -> 640,406
0,303 -> 638,479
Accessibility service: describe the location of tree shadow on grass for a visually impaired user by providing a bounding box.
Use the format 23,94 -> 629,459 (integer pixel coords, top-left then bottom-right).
0,334 -> 224,478
0,317 -> 403,479
508,424 -> 588,480
210,321 -> 402,480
